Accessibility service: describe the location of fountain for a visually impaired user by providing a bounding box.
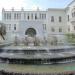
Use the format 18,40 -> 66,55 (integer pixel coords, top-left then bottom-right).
0,35 -> 75,74
0,36 -> 75,65
0,34 -> 75,65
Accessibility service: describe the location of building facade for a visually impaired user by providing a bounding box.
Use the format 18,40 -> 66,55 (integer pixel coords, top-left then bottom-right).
2,0 -> 75,45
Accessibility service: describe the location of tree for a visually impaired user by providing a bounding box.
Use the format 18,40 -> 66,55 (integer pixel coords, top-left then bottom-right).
66,33 -> 75,44
0,23 -> 6,40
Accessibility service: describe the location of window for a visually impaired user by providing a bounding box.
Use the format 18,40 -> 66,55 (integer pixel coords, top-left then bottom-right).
72,12 -> 75,17
42,14 -> 44,19
27,16 -> 29,20
9,13 -> 11,19
42,14 -> 46,19
40,13 -> 42,19
5,13 -> 11,20
27,14 -> 29,20
43,24 -> 46,30
74,12 -> 75,17
59,28 -> 62,32
51,16 -> 54,22
14,13 -> 17,19
4,13 -> 6,20
14,13 -> 21,20
51,27 -> 55,32
19,13 -> 21,19
68,27 -> 70,32
39,13 -> 46,20
44,14 -> 46,19
24,13 -> 26,19
14,24 -> 16,30
35,14 -> 37,20
9,24 -> 11,30
74,26 -> 75,30
17,14 -> 18,19
17,13 -> 21,19
31,13 -> 33,19
59,16 -> 62,22
72,13 -> 74,17
68,15 -> 69,21
7,24 -> 11,30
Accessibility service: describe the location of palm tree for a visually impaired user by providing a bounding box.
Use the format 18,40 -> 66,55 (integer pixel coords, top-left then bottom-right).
0,23 -> 6,40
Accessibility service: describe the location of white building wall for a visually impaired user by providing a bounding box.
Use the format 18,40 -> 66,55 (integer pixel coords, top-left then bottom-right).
18,21 -> 44,38
66,1 -> 75,33
46,9 -> 67,44
47,9 -> 67,35
2,0 -> 75,44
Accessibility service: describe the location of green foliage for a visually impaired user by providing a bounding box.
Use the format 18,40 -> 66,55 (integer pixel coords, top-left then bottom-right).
66,33 -> 75,43
0,23 -> 6,40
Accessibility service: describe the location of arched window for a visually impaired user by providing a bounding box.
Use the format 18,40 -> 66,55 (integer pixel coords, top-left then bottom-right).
25,28 -> 36,37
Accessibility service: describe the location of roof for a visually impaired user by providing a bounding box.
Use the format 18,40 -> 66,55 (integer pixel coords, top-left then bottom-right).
47,8 -> 65,11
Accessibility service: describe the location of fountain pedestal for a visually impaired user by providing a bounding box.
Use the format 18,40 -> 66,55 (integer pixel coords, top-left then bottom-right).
28,43 -> 34,46
26,36 -> 35,46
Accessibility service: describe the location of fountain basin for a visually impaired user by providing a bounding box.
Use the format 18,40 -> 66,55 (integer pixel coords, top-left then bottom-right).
0,46 -> 75,64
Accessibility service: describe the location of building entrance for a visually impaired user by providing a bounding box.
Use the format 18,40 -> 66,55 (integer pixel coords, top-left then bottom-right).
25,28 -> 36,37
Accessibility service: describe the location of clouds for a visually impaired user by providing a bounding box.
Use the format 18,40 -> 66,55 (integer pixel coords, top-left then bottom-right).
0,0 -> 27,20
0,0 -> 43,11
0,0 -> 26,9
0,0 -> 73,11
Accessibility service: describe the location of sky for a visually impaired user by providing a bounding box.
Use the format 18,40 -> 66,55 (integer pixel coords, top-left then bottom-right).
0,0 -> 73,20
